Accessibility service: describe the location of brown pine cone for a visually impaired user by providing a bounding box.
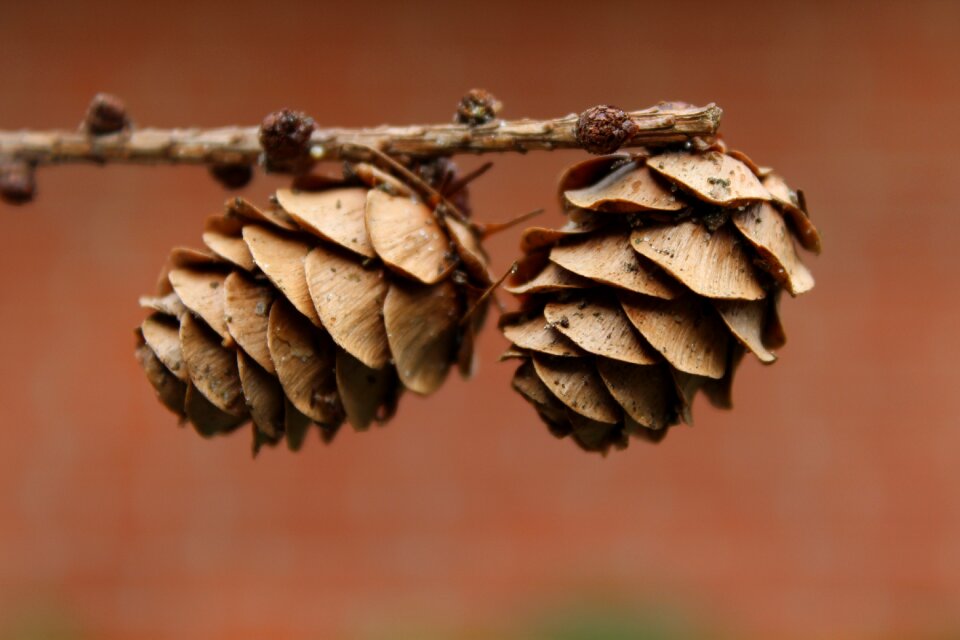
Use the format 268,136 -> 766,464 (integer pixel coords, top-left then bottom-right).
501,145 -> 820,454
136,162 -> 491,454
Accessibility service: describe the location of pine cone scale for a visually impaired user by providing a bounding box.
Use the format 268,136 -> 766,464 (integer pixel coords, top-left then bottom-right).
223,272 -> 276,374
648,151 -> 770,205
504,260 -> 590,295
500,313 -> 583,357
203,215 -> 257,271
236,352 -> 284,443
511,361 -> 571,436
265,299 -> 341,425
596,359 -> 675,430
179,313 -> 247,417
567,412 -> 627,453
139,292 -> 187,318
630,223 -> 766,300
731,202 -> 815,296
335,349 -> 396,431
531,355 -> 621,424
762,173 -> 821,254
564,162 -> 685,213
713,299 -> 777,363
135,336 -> 187,418
762,293 -> 787,350
168,268 -> 231,339
445,216 -> 491,283
230,196 -> 299,232
365,190 -> 455,285
185,383 -> 245,437
619,294 -> 729,380
141,314 -> 188,381
303,245 -> 390,369
549,230 -> 682,299
544,297 -> 660,365
242,225 -> 322,326
275,187 -> 376,258
520,223 -> 599,254
383,279 -> 460,395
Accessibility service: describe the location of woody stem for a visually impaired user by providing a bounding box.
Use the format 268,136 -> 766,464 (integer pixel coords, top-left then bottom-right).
0,103 -> 721,168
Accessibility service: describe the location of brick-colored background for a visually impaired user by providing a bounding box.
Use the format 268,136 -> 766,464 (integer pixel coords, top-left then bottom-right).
1,1 -> 958,638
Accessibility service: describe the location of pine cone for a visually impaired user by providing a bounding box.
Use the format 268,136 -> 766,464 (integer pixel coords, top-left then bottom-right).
136,162 -> 491,453
501,145 -> 820,454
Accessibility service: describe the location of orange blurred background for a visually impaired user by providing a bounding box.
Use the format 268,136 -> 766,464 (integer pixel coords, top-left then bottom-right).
2,1 -> 959,638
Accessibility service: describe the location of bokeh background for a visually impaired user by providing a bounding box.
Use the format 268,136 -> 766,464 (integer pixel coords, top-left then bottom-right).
2,1 -> 959,638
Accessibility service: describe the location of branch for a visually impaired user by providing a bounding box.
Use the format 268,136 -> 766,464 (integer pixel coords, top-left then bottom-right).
0,103 -> 721,168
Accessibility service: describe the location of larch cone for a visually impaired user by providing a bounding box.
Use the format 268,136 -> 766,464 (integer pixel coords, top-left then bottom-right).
135,161 -> 491,454
501,144 -> 820,454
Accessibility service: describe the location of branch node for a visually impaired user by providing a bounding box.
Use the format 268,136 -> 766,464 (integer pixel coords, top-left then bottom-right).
0,161 -> 37,205
455,89 -> 503,126
209,163 -> 254,190
575,104 -> 637,155
259,109 -> 315,169
84,93 -> 130,135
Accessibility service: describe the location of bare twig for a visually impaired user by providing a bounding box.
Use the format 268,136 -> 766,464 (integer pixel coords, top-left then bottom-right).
0,103 -> 721,169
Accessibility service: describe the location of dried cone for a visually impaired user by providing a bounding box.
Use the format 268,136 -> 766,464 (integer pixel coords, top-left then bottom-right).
136,161 -> 491,453
501,145 -> 820,453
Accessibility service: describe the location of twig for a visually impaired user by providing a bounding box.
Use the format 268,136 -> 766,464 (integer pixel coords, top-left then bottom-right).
0,103 -> 721,168
479,208 -> 544,239
460,261 -> 518,326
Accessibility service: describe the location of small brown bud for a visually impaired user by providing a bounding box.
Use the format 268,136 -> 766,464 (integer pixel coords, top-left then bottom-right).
413,157 -> 457,190
455,89 -> 502,126
209,163 -> 254,190
259,109 -> 315,165
575,104 -> 638,155
85,93 -> 129,135
0,162 -> 36,205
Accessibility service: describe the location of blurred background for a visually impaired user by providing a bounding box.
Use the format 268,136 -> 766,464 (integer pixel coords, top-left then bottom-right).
1,1 -> 959,638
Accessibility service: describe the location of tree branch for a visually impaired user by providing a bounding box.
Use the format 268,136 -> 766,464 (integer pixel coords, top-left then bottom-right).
0,103 -> 721,168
